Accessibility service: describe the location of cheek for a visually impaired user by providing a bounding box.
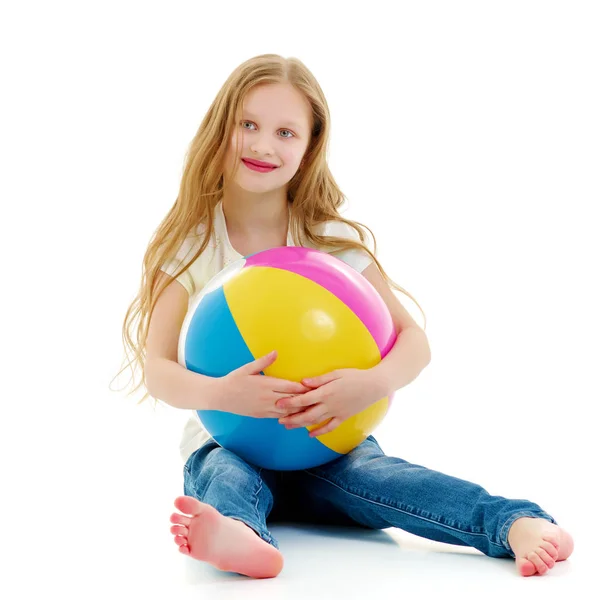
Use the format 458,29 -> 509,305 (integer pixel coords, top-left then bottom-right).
280,148 -> 303,169
224,133 -> 244,170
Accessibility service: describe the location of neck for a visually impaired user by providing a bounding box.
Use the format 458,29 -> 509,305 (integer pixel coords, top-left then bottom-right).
221,184 -> 289,236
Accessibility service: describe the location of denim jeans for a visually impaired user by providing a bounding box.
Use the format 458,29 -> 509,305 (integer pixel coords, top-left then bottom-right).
183,435 -> 557,557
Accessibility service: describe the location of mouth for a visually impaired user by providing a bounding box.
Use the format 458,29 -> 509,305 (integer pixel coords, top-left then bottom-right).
242,159 -> 278,173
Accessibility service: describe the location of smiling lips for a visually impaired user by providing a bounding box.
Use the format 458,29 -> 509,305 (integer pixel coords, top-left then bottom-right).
242,158 -> 278,173
243,158 -> 277,168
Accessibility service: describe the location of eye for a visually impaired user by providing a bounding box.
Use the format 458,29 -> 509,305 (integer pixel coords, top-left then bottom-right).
240,121 -> 295,138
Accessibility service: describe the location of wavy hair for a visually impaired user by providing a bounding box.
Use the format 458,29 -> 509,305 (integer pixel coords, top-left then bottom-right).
113,54 -> 426,402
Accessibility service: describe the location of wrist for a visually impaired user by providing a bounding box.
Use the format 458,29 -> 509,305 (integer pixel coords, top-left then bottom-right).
364,366 -> 394,400
203,376 -> 226,410
189,372 -> 225,410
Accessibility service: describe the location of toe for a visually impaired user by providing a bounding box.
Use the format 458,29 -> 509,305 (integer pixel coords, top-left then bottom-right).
174,534 -> 188,547
178,544 -> 190,555
171,524 -> 188,537
541,540 -> 559,560
527,551 -> 548,575
536,548 -> 556,570
556,528 -> 575,561
174,495 -> 204,516
170,513 -> 191,527
517,557 -> 537,577
542,531 -> 560,550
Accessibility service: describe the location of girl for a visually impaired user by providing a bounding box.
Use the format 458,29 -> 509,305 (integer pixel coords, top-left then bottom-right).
118,54 -> 573,579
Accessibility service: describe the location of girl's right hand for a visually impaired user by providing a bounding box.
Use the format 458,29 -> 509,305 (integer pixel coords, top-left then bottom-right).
217,351 -> 311,418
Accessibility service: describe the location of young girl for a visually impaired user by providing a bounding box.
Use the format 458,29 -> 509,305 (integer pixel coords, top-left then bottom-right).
119,54 -> 573,579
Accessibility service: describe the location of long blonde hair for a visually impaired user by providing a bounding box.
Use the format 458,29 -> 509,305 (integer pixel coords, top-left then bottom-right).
113,54 -> 426,402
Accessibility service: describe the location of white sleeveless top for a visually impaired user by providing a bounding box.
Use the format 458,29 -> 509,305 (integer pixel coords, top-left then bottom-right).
160,200 -> 373,463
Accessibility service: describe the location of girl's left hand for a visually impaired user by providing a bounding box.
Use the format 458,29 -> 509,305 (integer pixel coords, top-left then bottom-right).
275,368 -> 389,437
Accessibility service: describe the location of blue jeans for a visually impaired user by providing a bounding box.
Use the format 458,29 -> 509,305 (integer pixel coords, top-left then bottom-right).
183,435 -> 557,558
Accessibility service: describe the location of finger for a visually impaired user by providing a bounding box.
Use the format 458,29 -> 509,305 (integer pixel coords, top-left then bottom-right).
278,404 -> 321,423
267,393 -> 313,416
308,417 -> 342,438
276,389 -> 320,409
277,408 -> 315,421
267,379 -> 311,395
301,371 -> 340,388
264,410 -> 295,418
279,404 -> 328,428
238,351 -> 277,375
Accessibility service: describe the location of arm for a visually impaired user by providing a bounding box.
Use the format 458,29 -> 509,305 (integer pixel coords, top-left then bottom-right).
145,357 -> 219,410
360,263 -> 431,395
369,326 -> 431,395
145,273 -> 310,415
144,273 -> 219,410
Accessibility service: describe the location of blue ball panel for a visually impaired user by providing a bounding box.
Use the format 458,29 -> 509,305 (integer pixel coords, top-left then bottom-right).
183,285 -> 255,377
183,276 -> 343,470
196,410 -> 342,471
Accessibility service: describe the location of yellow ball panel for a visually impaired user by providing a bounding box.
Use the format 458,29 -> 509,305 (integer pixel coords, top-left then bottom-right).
224,266 -> 388,453
224,266 -> 381,377
307,396 -> 389,454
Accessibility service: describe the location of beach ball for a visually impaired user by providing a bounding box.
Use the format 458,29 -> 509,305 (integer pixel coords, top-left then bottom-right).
178,246 -> 396,470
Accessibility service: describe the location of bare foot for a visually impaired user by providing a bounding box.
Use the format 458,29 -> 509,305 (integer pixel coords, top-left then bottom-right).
507,517 -> 574,576
169,496 -> 284,578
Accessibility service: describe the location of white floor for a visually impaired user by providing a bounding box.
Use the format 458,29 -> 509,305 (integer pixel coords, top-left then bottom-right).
10,390 -> 590,600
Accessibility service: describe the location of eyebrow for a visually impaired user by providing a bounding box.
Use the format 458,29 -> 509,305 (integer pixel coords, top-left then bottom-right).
242,112 -> 303,130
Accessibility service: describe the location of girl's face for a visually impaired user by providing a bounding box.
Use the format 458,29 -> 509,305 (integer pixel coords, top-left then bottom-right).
223,83 -> 313,194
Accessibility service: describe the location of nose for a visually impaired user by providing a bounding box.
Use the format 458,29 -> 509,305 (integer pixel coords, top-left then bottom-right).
250,134 -> 274,156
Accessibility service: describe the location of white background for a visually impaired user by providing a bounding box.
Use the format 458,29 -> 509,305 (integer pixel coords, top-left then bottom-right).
2,1 -> 598,598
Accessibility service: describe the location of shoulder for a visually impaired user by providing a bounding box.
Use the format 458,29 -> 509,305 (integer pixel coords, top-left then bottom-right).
317,219 -> 364,240
171,221 -> 213,259
314,219 -> 374,273
160,222 -> 215,295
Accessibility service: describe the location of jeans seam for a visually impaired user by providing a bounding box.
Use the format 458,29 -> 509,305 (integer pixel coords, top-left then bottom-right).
304,470 -> 507,550
251,467 -> 275,545
254,467 -> 264,525
183,448 -> 278,549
